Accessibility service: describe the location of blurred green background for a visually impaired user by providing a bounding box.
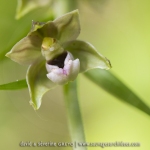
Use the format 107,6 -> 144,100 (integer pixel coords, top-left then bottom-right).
0,0 -> 150,149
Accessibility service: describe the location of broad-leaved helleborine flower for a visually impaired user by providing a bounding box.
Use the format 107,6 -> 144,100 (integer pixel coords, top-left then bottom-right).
6,10 -> 111,110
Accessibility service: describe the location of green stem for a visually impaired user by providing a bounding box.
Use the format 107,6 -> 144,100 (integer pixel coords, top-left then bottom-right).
63,80 -> 87,150
66,0 -> 78,11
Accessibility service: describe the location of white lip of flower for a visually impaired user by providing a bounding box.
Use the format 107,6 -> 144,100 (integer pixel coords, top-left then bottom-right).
46,51 -> 80,85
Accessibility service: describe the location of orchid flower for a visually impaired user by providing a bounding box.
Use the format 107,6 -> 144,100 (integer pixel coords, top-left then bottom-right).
6,10 -> 111,110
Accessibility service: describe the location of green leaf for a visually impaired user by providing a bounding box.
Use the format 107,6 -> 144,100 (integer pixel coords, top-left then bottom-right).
84,69 -> 150,116
26,59 -> 56,110
5,32 -> 43,65
65,40 -> 111,72
0,79 -> 27,90
53,9 -> 80,44
16,0 -> 52,19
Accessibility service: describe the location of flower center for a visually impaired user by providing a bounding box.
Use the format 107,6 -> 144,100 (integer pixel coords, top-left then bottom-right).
41,37 -> 64,61
42,37 -> 55,50
47,52 -> 67,68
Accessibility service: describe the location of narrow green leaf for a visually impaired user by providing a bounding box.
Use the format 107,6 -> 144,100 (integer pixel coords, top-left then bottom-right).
84,69 -> 150,116
0,79 -> 27,90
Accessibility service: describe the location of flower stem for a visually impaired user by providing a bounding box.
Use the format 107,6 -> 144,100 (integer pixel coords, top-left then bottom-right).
63,80 -> 87,150
66,0 -> 78,11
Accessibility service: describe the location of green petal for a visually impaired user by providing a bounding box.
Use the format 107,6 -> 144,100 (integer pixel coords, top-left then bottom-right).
5,32 -> 43,65
26,60 -> 56,110
15,0 -> 52,19
65,40 -> 112,72
53,9 -> 80,44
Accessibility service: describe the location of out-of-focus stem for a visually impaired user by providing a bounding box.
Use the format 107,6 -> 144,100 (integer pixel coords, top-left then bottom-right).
66,0 -> 78,11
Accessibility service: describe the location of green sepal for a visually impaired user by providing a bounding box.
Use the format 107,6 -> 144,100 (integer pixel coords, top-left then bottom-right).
53,9 -> 80,44
65,40 -> 112,72
36,10 -> 80,44
26,59 -> 56,110
5,32 -> 43,65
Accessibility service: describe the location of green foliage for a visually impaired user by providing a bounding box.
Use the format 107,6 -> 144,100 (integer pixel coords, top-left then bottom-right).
0,1 -> 150,149
85,69 -> 150,116
0,79 -> 27,90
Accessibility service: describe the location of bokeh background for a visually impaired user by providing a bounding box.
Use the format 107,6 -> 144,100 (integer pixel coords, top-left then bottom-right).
0,0 -> 150,149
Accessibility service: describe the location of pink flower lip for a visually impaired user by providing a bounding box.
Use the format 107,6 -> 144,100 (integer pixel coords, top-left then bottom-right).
46,51 -> 80,84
